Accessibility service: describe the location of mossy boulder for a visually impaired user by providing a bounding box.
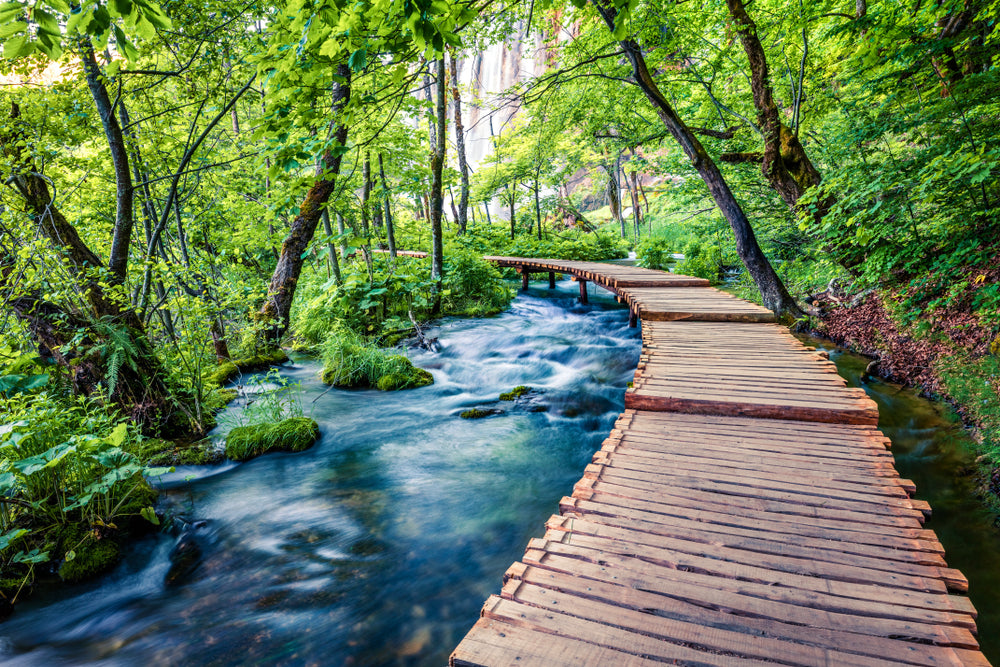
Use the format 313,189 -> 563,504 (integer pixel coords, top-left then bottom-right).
225,417 -> 320,461
130,437 -> 223,467
58,538 -> 121,583
499,385 -> 532,401
375,366 -> 434,391
206,349 -> 290,386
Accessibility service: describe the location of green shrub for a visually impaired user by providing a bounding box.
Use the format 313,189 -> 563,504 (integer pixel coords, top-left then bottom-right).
225,417 -> 320,461
635,237 -> 673,270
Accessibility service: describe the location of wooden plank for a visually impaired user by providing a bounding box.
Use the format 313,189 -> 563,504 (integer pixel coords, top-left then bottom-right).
501,579 -> 955,667
481,596 -> 777,666
559,495 -> 942,550
505,565 -> 984,666
520,548 -> 978,637
450,617 -> 665,667
539,525 -> 967,597
625,389 -> 882,425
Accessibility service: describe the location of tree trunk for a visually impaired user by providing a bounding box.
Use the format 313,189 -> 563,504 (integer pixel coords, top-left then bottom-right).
534,179 -> 542,240
258,65 -> 351,345
449,50 -> 470,234
81,41 -> 134,285
724,0 -> 826,220
378,153 -> 397,259
508,185 -> 517,239
322,209 -> 342,284
361,152 -> 372,240
430,57 -> 446,299
590,2 -> 801,316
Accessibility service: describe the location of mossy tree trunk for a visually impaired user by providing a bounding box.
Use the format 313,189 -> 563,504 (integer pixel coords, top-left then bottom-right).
258,65 -> 352,346
724,0 -> 828,223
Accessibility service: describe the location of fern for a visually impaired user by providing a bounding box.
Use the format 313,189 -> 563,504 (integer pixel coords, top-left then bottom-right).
90,319 -> 140,398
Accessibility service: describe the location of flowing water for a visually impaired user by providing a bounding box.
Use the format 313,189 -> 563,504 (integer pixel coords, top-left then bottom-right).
3,286 -> 999,665
0,282 -> 640,666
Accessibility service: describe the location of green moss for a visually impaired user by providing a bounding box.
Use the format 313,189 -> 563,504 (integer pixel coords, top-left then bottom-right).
376,366 -> 433,391
205,350 -> 290,387
460,408 -> 502,419
128,437 -> 223,467
225,416 -> 320,461
499,385 -> 531,401
58,539 -> 121,583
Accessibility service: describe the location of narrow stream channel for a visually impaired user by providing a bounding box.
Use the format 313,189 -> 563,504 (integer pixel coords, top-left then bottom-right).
1,285 -> 997,665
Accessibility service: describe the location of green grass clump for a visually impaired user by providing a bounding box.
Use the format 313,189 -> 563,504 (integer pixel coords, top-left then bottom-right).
205,350 -> 290,386
499,385 -> 531,401
225,417 -> 320,461
321,328 -> 433,391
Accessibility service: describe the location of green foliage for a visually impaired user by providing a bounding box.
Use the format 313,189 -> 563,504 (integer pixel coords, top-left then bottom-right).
224,417 -> 320,462
937,354 -> 1000,454
454,225 -> 628,262
320,327 -> 433,391
634,237 -> 673,270
0,392 -> 169,596
58,537 -> 121,583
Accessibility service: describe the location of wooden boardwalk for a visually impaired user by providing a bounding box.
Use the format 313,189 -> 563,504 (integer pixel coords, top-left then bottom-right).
451,257 -> 988,666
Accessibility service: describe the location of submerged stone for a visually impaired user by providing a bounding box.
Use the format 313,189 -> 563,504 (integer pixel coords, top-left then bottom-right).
225,417 -> 320,461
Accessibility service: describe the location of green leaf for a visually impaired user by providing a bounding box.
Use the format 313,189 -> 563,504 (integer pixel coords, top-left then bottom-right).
140,506 -> 159,525
2,34 -> 33,59
0,528 -> 29,551
45,0 -> 71,12
0,3 -> 23,23
64,549 -> 76,562
0,20 -> 26,39
107,422 -> 129,447
13,548 -> 49,564
110,0 -> 132,18
348,47 -> 367,72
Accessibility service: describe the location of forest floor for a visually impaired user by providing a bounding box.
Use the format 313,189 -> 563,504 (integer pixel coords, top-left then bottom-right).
809,265 -> 1000,513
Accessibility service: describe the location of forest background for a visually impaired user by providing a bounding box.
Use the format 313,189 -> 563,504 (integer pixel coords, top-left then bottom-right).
0,0 -> 997,607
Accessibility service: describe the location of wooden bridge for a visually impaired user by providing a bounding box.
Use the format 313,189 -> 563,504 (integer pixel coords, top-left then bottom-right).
448,257 -> 988,666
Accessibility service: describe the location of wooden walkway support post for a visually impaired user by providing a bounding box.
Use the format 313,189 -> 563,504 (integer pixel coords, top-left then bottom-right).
549,271 -> 556,289
628,307 -> 637,328
520,267 -> 529,291
578,279 -> 588,304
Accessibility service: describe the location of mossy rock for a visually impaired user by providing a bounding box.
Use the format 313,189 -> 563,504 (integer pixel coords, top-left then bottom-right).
375,366 -> 433,391
225,417 -> 320,462
206,350 -> 290,386
129,437 -> 223,467
499,385 -> 532,401
460,408 -> 503,419
58,539 -> 121,583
